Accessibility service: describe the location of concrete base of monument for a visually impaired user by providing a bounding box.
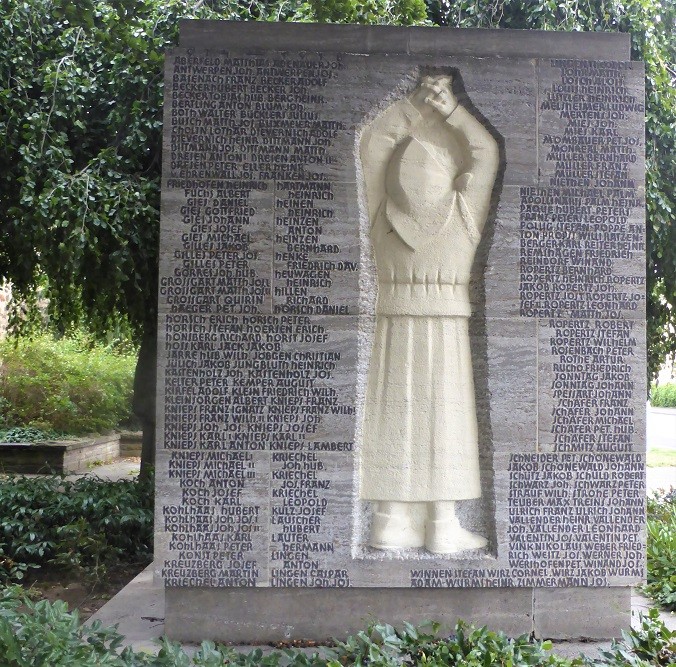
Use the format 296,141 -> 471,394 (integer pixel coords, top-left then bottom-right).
163,586 -> 631,643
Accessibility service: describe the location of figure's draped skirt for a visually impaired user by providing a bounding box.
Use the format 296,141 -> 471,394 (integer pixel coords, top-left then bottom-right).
361,315 -> 481,502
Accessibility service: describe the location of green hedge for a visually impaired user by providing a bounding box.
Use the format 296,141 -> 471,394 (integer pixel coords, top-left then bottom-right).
0,474 -> 153,583
0,333 -> 136,435
646,490 -> 676,610
650,382 -> 676,408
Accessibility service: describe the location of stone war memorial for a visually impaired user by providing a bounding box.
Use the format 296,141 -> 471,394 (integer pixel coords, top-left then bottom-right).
156,21 -> 646,642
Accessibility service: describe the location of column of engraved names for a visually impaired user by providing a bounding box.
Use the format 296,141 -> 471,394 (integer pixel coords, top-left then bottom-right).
270,449 -> 349,587
268,332 -> 352,588
274,178 -> 358,317
164,56 -> 273,587
544,319 -> 637,452
170,52 -> 344,179
161,450 -> 262,587
163,52 -> 353,587
160,182 -> 271,315
163,52 -> 278,587
507,453 -> 644,581
161,314 -> 267,586
522,59 -> 644,318
521,59 -> 644,456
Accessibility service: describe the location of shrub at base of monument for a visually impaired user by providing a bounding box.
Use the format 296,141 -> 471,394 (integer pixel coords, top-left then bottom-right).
645,490 -> 676,611
1,589 -> 675,667
0,473 -> 153,587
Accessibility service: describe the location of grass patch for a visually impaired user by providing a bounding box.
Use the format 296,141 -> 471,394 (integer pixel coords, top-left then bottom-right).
647,448 -> 676,468
650,383 -> 676,408
0,332 -> 136,435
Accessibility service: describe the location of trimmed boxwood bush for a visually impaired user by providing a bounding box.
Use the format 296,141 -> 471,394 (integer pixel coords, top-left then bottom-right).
646,489 -> 676,611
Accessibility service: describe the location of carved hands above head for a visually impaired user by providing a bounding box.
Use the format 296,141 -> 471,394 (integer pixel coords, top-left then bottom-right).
419,75 -> 458,118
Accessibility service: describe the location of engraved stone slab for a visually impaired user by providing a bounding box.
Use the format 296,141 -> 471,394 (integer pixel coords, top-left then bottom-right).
157,22 -> 645,607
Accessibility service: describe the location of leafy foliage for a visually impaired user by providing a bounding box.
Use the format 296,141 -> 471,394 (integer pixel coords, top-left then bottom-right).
645,489 -> 676,611
311,0 -> 427,24
595,608 -> 675,666
0,473 -> 153,584
0,426 -> 66,443
1,0 -> 672,376
0,332 -> 136,434
331,620 -> 577,666
650,382 -> 676,408
0,596 -> 675,667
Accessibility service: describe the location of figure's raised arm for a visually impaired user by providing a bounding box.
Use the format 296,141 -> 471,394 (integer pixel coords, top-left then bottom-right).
444,102 -> 500,233
360,97 -> 423,222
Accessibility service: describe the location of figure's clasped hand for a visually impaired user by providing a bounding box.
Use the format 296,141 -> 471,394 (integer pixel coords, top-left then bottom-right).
420,75 -> 458,117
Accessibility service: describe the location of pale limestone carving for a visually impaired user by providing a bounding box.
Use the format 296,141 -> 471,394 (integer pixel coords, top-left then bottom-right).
360,74 -> 499,553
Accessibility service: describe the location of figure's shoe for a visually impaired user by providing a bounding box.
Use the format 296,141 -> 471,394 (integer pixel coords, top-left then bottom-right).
425,519 -> 487,553
370,510 -> 424,549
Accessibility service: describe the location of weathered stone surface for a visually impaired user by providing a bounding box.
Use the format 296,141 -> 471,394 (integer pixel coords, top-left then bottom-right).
537,319 -> 646,454
179,21 -> 630,61
533,587 -> 632,639
165,587 -> 534,642
157,20 -> 645,642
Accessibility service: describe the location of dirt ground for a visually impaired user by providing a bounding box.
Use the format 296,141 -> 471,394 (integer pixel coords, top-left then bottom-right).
23,563 -> 147,621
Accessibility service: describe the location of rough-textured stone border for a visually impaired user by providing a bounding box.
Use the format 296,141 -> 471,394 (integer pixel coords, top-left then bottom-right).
0,434 -> 120,474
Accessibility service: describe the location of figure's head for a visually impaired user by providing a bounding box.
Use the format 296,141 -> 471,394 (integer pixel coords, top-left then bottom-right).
385,137 -> 458,214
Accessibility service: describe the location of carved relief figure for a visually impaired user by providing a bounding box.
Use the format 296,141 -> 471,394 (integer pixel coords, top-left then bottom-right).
360,74 -> 499,553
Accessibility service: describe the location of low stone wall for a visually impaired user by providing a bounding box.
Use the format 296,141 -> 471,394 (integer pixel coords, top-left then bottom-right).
119,431 -> 142,457
0,434 -> 120,474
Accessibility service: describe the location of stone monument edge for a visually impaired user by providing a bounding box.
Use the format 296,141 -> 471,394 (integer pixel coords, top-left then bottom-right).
164,585 -> 632,642
158,21 -> 645,642
178,19 -> 630,61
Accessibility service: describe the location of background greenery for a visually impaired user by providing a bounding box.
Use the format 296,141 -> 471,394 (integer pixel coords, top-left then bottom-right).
0,0 -> 673,386
646,489 -> 676,611
650,382 -> 676,408
0,333 -> 136,435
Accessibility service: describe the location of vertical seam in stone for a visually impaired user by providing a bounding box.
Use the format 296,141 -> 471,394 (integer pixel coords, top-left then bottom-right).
535,319 -> 539,454
267,178 -> 275,587
535,59 -> 540,185
405,317 -> 414,495
428,317 -> 435,489
270,181 -> 275,316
